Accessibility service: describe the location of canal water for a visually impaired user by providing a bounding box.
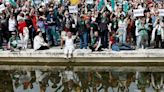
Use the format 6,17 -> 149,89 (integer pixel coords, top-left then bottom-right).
0,67 -> 164,92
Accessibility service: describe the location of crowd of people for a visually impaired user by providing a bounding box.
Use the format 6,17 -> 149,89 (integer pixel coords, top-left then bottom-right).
0,0 -> 164,54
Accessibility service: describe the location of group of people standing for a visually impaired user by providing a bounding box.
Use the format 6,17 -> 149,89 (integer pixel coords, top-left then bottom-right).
0,0 -> 164,54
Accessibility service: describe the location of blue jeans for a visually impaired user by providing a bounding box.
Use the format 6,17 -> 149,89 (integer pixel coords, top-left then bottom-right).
29,27 -> 35,48
79,32 -> 88,49
118,29 -> 127,44
47,26 -> 60,45
112,43 -> 133,51
136,35 -> 141,48
101,29 -> 108,48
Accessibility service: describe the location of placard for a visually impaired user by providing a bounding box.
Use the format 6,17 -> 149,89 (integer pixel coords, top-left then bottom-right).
69,6 -> 78,13
133,9 -> 144,17
34,0 -> 42,5
86,0 -> 93,4
158,9 -> 164,16
0,4 -> 5,12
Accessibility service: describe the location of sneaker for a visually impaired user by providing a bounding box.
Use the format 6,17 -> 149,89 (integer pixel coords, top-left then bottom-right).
68,55 -> 72,59
64,56 -> 68,59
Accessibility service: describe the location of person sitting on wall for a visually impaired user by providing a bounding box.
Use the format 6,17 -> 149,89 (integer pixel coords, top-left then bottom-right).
8,32 -> 20,52
109,32 -> 135,51
89,31 -> 102,51
63,32 -> 77,59
34,31 -> 49,50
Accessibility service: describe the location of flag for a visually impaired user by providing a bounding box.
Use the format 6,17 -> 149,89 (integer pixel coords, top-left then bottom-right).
70,0 -> 80,5
111,0 -> 115,11
123,1 -> 129,14
97,0 -> 104,11
8,0 -> 17,7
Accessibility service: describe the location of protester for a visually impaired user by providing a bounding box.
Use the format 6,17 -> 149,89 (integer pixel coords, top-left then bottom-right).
151,18 -> 164,48
117,14 -> 127,44
8,14 -> 17,38
25,13 -> 34,48
99,12 -> 109,49
63,32 -> 77,59
109,32 -> 135,51
138,17 -> 150,49
33,31 -> 49,50
89,31 -> 102,51
8,32 -> 20,52
77,15 -> 88,49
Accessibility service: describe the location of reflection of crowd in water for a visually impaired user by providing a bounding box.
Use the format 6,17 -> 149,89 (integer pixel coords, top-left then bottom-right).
6,68 -> 163,92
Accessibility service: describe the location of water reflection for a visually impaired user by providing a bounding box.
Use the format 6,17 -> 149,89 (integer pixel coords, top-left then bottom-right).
0,67 -> 164,92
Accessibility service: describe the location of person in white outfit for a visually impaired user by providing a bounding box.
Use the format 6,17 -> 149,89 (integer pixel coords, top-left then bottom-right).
151,18 -> 164,48
8,14 -> 17,38
22,27 -> 29,49
63,32 -> 77,59
34,31 -> 49,50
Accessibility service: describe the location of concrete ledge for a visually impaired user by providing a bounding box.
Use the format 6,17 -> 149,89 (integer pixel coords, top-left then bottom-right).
0,48 -> 164,70
0,48 -> 164,58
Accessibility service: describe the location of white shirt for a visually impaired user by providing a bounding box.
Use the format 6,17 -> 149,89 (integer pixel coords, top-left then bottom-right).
118,20 -> 127,29
8,18 -> 16,31
135,19 -> 141,36
34,35 -> 46,50
64,36 -> 75,48
17,15 -> 24,22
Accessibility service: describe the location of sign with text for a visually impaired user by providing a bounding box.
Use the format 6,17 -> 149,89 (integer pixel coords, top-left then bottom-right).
69,6 -> 78,13
133,9 -> 145,17
0,4 -> 5,12
86,0 -> 93,4
34,0 -> 42,5
158,9 -> 164,16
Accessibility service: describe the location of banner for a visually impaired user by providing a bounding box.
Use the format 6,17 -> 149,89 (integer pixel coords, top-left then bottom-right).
69,6 -> 78,13
133,9 -> 144,17
0,4 -> 5,12
158,9 -> 164,16
86,0 -> 93,4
